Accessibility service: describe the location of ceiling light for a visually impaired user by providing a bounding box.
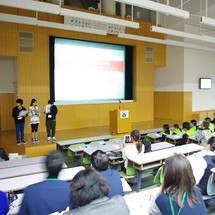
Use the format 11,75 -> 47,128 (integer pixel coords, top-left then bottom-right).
200,16 -> 215,28
60,8 -> 139,29
0,13 -> 107,35
151,26 -> 202,41
118,33 -> 215,53
115,0 -> 189,19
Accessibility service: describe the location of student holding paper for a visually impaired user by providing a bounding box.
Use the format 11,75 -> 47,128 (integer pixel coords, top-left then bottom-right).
44,99 -> 58,141
12,98 -> 27,145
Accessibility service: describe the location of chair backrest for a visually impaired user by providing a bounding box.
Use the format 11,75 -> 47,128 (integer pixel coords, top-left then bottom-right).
142,140 -> 152,153
207,173 -> 215,196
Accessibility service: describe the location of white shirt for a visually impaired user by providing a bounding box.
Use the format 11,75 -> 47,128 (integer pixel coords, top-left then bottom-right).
122,142 -> 145,168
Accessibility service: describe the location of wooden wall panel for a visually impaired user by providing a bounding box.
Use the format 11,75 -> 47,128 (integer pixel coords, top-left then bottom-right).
0,7 -> 167,131
0,94 -> 16,130
154,92 -> 192,123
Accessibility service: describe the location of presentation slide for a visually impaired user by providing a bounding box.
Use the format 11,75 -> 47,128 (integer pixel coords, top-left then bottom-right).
54,38 -> 126,103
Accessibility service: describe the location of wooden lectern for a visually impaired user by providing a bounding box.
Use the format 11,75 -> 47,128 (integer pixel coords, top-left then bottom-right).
109,109 -> 131,134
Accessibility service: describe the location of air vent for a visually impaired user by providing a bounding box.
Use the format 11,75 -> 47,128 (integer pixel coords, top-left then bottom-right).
18,31 -> 34,53
145,46 -> 153,63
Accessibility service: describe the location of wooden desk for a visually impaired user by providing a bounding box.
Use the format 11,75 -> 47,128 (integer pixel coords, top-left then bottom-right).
128,144 -> 203,192
124,187 -> 159,215
165,134 -> 182,144
0,166 -> 84,192
146,133 -> 162,143
139,128 -> 163,136
57,135 -> 114,149
0,156 -> 46,169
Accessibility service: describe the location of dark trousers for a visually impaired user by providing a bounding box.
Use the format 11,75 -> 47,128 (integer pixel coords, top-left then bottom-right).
15,122 -> 25,141
46,119 -> 56,137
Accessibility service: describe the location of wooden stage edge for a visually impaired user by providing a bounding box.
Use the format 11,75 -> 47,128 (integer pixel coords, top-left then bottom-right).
0,120 -> 178,157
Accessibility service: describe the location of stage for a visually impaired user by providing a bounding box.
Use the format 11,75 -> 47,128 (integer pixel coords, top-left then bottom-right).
0,120 -> 175,157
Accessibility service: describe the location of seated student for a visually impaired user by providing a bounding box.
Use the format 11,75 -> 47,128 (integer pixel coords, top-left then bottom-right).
190,119 -> 198,134
18,151 -> 73,215
91,150 -> 124,198
176,122 -> 192,146
149,154 -> 207,215
0,191 -> 9,215
205,117 -> 214,132
212,111 -> 215,124
198,136 -> 215,195
172,124 -> 182,135
122,130 -> 145,170
196,121 -> 212,146
0,148 -> 9,161
65,169 -> 129,215
161,124 -> 172,142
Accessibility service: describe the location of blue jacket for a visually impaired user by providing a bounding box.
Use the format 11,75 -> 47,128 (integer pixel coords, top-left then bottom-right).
198,155 -> 215,195
155,189 -> 207,215
0,191 -> 9,215
100,169 -> 124,198
18,180 -> 73,215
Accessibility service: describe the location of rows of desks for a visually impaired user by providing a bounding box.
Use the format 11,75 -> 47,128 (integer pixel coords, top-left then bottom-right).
57,134 -> 114,149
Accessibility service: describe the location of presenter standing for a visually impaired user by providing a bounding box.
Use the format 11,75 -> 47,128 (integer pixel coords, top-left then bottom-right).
44,100 -> 58,141
12,98 -> 27,145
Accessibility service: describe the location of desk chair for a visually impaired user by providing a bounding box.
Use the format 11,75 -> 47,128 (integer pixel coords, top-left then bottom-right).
67,143 -> 85,158
81,141 -> 100,165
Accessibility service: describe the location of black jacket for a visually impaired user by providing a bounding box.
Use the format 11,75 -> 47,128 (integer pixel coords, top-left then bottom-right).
12,106 -> 26,124
46,105 -> 58,120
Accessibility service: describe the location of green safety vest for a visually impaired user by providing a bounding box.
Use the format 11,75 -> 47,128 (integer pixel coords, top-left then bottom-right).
209,123 -> 214,132
186,129 -> 194,137
174,129 -> 182,135
162,130 -> 173,136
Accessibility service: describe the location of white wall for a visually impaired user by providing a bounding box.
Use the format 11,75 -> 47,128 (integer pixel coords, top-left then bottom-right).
184,48 -> 215,111
154,45 -> 184,91
0,57 -> 17,93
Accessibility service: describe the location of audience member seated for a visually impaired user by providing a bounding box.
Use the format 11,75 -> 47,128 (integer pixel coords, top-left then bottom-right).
122,130 -> 145,170
18,151 -> 73,215
196,121 -> 212,146
205,117 -> 214,132
190,119 -> 198,134
161,124 -> 172,142
176,122 -> 192,146
172,124 -> 182,135
64,169 -> 129,215
198,136 -> 215,195
149,154 -> 207,215
0,148 -> 9,161
0,191 -> 9,215
91,150 -> 124,198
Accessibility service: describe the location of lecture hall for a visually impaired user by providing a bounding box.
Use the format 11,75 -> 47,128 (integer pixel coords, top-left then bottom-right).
0,0 -> 215,215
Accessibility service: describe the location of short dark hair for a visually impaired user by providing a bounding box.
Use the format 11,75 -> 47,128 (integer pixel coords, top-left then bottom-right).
70,169 -> 109,207
16,98 -> 23,105
91,150 -> 109,171
190,120 -> 197,126
173,124 -> 180,129
202,121 -> 209,129
163,124 -> 170,134
48,99 -> 54,105
205,117 -> 211,122
46,151 -> 64,178
182,122 -> 190,130
207,136 -> 215,151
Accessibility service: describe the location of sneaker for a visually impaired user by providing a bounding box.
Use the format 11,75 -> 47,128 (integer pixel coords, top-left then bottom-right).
17,141 -> 21,146
35,139 -> 39,143
21,140 -> 27,145
32,138 -> 35,143
47,137 -> 51,141
52,137 -> 56,141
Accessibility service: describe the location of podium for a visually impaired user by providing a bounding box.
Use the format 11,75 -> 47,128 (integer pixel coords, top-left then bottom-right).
109,109 -> 131,134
